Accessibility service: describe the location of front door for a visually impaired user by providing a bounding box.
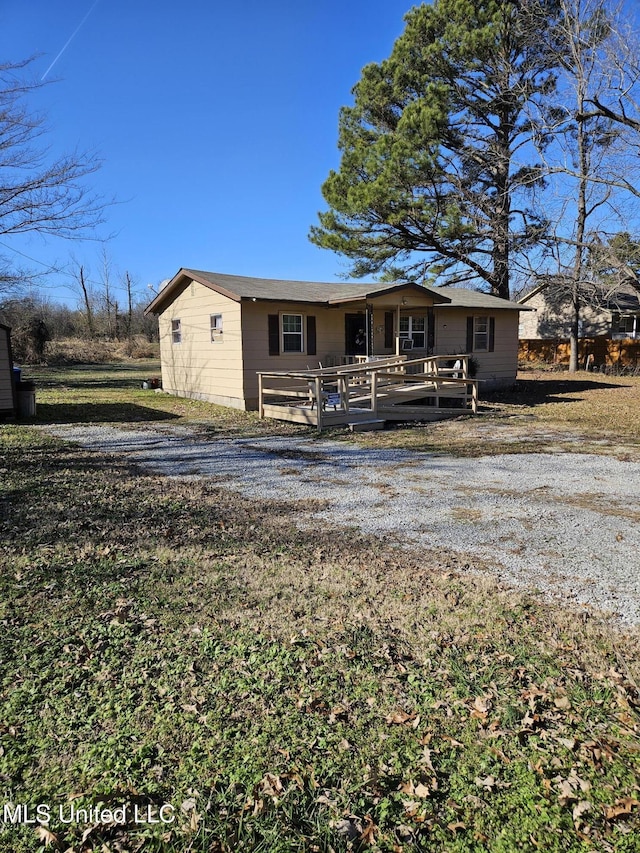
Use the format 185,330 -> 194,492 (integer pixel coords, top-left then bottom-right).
345,313 -> 367,356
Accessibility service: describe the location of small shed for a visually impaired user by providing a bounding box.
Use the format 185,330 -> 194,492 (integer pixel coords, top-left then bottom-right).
0,324 -> 17,418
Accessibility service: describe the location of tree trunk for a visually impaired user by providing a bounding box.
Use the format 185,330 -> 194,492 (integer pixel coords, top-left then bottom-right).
78,265 -> 95,339
569,287 -> 580,372
125,272 -> 133,342
569,56 -> 589,373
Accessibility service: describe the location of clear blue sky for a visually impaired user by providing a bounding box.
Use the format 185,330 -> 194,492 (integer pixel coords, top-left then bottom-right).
3,0 -> 414,306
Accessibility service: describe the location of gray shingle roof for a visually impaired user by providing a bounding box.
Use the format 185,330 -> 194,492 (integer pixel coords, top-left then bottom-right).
436,286 -> 525,310
183,269 -> 351,302
182,269 -> 455,304
146,268 -> 525,314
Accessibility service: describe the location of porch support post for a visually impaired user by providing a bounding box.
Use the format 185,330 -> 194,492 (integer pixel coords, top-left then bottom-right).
366,302 -> 374,358
396,303 -> 401,355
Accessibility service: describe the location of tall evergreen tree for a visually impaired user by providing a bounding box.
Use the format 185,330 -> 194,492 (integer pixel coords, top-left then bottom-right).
310,0 -> 562,299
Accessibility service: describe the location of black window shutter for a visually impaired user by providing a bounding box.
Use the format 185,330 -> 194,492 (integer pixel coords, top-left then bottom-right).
466,316 -> 474,352
268,314 -> 279,356
427,309 -> 435,352
307,316 -> 317,356
489,317 -> 495,352
384,312 -> 394,348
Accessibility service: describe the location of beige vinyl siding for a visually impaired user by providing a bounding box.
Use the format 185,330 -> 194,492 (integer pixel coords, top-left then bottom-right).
152,279 -> 520,408
157,278 -> 245,408
240,302 -> 349,406
518,293 -> 545,338
0,328 -> 14,413
435,307 -> 519,388
368,294 -> 438,356
241,294 -> 441,407
519,293 -> 612,339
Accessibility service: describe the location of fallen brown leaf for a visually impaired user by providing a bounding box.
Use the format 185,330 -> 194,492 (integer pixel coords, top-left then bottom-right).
572,800 -> 592,822
34,826 -> 58,848
360,814 -> 379,846
386,709 -> 417,725
604,797 -> 640,821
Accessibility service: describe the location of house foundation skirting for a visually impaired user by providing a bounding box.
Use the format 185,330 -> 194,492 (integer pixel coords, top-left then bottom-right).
164,388 -> 250,411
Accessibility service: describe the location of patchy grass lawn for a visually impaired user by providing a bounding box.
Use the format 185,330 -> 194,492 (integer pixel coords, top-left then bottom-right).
348,371 -> 640,457
1,364 -> 639,851
23,363 -> 640,455
23,362 -> 306,438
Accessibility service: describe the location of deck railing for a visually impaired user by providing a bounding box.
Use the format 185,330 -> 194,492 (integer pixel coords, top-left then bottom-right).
257,355 -> 478,430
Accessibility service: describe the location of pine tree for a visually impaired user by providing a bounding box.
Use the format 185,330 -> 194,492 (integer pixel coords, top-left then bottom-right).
310,0 -> 562,298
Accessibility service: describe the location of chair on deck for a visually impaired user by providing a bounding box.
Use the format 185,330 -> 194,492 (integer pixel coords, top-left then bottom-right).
308,383 -> 340,411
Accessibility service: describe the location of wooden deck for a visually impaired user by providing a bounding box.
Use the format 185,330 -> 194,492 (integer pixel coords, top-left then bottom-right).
257,355 -> 478,431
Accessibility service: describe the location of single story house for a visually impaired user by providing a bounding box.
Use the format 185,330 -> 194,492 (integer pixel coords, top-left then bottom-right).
145,269 -> 526,411
0,324 -> 17,418
518,281 -> 640,340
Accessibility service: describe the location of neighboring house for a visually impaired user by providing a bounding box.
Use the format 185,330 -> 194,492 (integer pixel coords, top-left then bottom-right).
145,269 -> 525,411
519,281 -> 640,340
0,324 -> 17,418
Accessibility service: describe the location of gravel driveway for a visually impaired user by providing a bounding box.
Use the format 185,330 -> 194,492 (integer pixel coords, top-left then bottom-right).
42,424 -> 640,627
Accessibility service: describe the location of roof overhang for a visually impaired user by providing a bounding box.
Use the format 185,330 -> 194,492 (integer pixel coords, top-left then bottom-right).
144,271 -> 454,315
144,269 -> 243,316
327,282 -> 451,305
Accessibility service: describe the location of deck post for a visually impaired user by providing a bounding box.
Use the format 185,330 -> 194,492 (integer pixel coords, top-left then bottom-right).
370,369 -> 378,415
315,376 -> 323,431
256,356 -> 479,429
258,373 -> 264,419
341,375 -> 350,413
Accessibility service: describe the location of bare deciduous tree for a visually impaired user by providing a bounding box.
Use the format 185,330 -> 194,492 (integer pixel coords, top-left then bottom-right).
0,57 -> 105,292
528,0 -> 639,370
74,262 -> 96,339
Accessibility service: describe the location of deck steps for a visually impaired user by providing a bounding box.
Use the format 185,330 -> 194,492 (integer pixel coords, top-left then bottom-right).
348,419 -> 386,432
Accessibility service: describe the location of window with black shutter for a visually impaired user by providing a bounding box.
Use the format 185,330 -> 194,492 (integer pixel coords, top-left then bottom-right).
269,313 -> 311,355
467,315 -> 495,352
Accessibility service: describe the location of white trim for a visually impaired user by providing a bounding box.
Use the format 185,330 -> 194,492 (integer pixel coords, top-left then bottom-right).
473,315 -> 489,351
210,313 -> 223,341
281,312 -> 304,353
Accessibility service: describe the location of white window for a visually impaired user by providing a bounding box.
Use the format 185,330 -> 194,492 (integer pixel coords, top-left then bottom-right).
210,313 -> 223,341
282,313 -> 303,352
171,319 -> 181,344
473,316 -> 489,351
399,315 -> 426,348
